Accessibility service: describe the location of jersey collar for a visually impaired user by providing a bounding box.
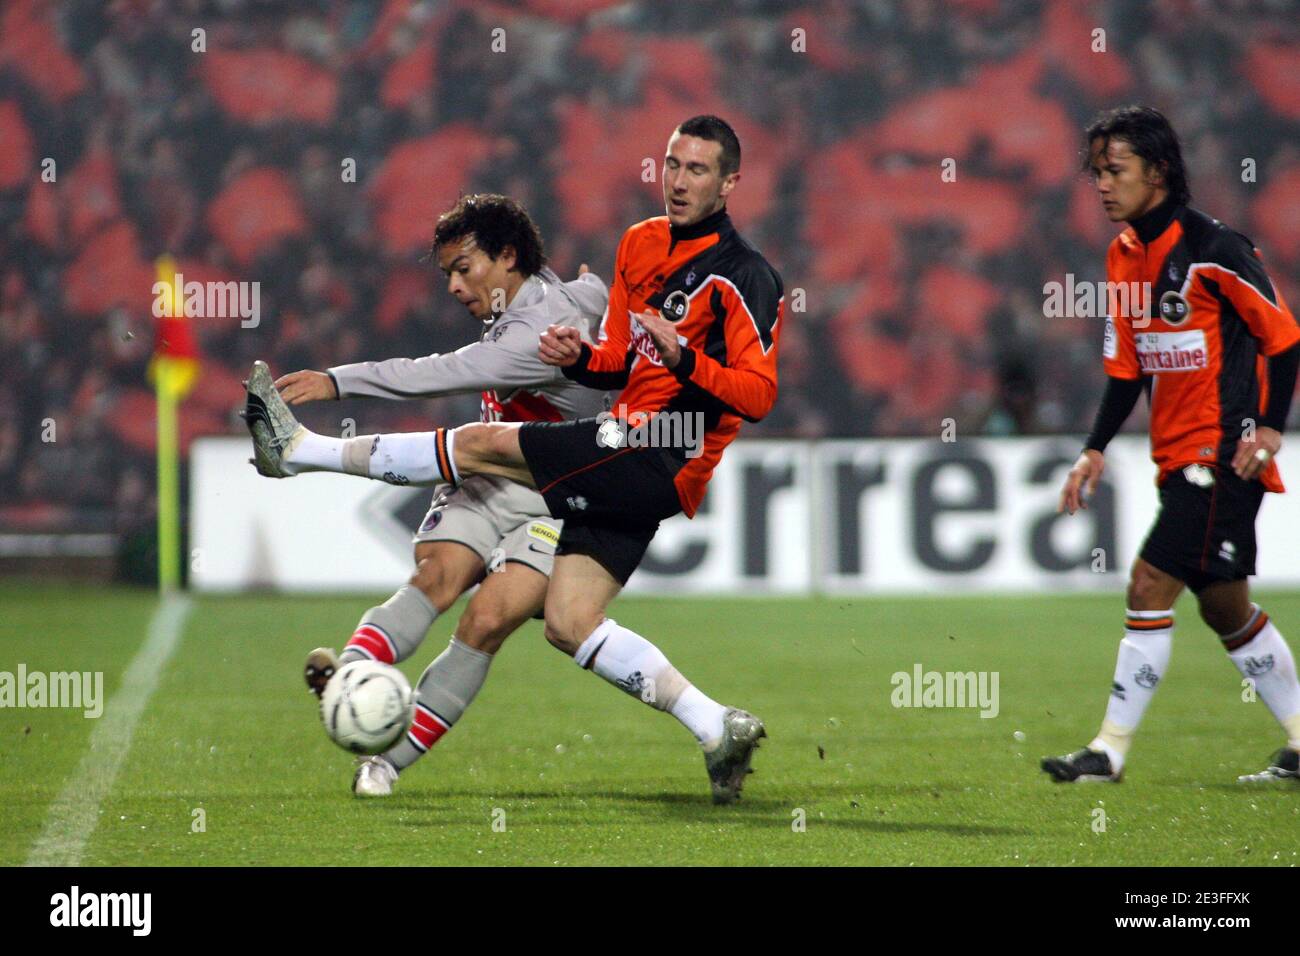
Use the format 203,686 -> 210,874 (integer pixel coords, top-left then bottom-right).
1128,196 -> 1180,245
668,206 -> 732,244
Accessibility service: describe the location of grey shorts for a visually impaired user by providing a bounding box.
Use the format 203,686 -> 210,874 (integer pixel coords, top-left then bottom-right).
412,475 -> 560,577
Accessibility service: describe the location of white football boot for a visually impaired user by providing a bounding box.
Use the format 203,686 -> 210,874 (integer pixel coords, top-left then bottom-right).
353,757 -> 399,797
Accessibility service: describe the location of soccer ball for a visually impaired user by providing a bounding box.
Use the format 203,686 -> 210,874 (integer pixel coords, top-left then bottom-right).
319,660 -> 413,755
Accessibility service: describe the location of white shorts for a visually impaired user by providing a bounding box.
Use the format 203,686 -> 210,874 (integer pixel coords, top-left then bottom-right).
412,475 -> 560,577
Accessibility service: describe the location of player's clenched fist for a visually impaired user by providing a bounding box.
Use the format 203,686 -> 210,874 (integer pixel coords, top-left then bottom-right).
275,369 -> 338,404
539,324 -> 583,366
1058,449 -> 1105,514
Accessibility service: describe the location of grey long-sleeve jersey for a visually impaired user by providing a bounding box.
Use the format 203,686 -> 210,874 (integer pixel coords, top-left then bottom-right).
328,268 -> 610,423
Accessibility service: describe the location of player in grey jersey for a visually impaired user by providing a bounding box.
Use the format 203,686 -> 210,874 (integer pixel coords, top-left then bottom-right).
245,194 -> 606,795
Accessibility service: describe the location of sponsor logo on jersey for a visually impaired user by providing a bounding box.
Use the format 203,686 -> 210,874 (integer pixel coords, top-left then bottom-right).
1158,290 -> 1191,325
1103,316 -> 1118,360
1218,539 -> 1237,564
630,313 -> 665,367
1135,330 -> 1207,373
566,495 -> 589,512
660,289 -> 690,322
1183,464 -> 1215,488
527,522 -> 559,547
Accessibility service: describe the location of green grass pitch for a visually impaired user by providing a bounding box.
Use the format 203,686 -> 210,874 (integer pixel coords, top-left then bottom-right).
2,583 -> 1297,866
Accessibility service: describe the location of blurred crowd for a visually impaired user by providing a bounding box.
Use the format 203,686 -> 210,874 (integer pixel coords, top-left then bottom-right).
1,0 -> 1297,534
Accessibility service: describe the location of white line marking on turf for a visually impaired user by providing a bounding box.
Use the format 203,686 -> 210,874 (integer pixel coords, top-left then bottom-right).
24,594 -> 193,867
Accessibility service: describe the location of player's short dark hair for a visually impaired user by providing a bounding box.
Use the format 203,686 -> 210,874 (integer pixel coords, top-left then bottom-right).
676,115 -> 741,177
431,193 -> 546,276
1082,105 -> 1191,206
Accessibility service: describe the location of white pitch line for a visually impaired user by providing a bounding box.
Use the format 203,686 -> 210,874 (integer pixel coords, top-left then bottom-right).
24,593 -> 193,867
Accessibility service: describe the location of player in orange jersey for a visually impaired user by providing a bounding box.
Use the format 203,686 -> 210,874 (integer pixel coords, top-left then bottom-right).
1044,106 -> 1300,784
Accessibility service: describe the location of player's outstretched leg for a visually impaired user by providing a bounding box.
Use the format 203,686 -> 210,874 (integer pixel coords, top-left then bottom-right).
1043,561 -> 1181,783
545,553 -> 765,804
354,562 -> 546,796
1197,591 -> 1300,783
243,360 -> 461,486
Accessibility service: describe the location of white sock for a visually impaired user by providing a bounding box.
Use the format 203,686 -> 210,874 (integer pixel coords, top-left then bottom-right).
1091,608 -> 1174,770
282,429 -> 345,474
1224,607 -> 1300,751
287,430 -> 446,486
359,432 -> 446,485
573,619 -> 726,745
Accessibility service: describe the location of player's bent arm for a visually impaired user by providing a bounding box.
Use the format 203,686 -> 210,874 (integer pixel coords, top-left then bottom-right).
671,346 -> 776,422
328,322 -> 569,400
670,269 -> 782,422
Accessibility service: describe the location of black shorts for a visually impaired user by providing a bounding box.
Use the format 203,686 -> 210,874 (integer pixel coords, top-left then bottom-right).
517,418 -> 684,585
1139,465 -> 1266,592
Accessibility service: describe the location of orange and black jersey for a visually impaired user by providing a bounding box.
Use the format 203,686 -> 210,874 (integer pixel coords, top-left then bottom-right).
1089,200 -> 1300,491
563,208 -> 783,516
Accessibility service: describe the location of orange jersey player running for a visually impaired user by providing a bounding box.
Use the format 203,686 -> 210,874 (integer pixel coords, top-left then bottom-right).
1044,106 -> 1300,785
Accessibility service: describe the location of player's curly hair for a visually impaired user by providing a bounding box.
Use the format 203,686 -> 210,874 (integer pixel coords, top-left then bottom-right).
431,193 -> 547,276
1082,105 -> 1191,206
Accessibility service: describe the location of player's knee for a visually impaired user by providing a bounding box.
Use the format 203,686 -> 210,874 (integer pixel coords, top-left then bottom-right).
1197,590 -> 1251,636
542,619 -> 576,655
543,603 -> 602,657
457,601 -> 511,654
1127,564 -> 1171,610
542,615 -> 585,656
409,556 -> 459,612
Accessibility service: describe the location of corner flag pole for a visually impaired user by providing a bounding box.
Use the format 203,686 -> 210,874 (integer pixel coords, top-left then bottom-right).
157,364 -> 181,592
151,255 -> 198,594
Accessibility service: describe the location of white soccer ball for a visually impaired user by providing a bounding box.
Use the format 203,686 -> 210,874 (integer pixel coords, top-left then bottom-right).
320,660 -> 413,755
